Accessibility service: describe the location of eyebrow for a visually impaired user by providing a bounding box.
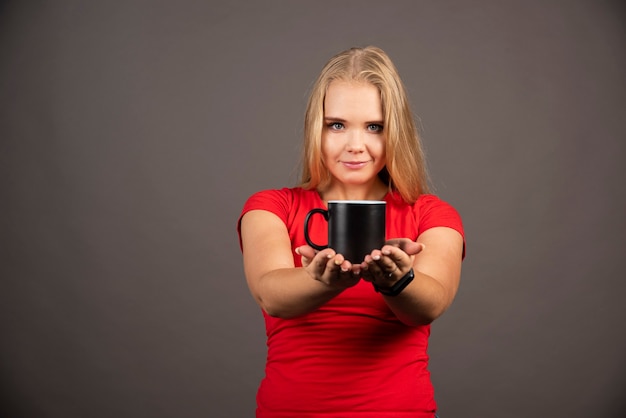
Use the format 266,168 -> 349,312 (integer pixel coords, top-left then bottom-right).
324,117 -> 384,124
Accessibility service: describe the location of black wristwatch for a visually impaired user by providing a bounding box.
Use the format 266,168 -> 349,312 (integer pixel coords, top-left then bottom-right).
373,268 -> 415,296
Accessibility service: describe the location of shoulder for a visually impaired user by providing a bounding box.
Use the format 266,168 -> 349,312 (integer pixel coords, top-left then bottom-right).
413,194 -> 464,236
412,193 -> 458,210
415,193 -> 459,212
414,194 -> 465,258
244,187 -> 293,206
240,187 -> 319,222
388,192 -> 460,216
386,192 -> 465,257
241,187 -> 291,218
242,187 -> 314,210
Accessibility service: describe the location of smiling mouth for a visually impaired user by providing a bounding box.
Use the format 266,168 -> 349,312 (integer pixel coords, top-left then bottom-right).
341,161 -> 370,169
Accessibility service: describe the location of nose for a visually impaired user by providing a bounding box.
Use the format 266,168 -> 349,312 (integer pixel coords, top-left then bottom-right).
346,130 -> 365,152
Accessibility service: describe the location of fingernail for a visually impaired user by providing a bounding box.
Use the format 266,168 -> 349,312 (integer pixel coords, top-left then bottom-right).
373,255 -> 380,261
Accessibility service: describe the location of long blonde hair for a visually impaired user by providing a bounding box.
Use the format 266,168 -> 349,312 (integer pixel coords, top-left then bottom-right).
300,46 -> 430,204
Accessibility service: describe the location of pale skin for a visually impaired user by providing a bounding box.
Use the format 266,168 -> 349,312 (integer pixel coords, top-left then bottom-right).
240,80 -> 464,326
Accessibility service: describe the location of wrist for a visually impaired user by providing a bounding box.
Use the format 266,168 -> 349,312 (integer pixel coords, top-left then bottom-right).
373,268 -> 415,296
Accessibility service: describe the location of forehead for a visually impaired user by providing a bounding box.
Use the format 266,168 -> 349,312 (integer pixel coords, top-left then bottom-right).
324,80 -> 382,119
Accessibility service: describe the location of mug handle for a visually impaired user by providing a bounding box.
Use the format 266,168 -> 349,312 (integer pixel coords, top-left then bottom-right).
304,208 -> 328,251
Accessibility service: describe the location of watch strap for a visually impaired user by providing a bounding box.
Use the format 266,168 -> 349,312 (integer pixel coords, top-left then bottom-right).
373,268 -> 415,296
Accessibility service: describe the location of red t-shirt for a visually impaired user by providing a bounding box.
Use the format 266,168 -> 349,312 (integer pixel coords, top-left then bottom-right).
238,187 -> 464,418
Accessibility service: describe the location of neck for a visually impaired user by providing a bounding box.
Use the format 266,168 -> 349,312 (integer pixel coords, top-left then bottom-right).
320,179 -> 388,202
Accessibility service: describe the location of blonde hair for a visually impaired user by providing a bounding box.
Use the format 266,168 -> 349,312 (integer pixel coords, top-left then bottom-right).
300,46 -> 430,204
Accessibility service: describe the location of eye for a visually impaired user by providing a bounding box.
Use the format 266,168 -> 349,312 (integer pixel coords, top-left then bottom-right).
367,124 -> 384,133
328,122 -> 344,130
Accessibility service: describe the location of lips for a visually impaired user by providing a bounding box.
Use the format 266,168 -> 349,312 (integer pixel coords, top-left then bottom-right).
341,161 -> 370,169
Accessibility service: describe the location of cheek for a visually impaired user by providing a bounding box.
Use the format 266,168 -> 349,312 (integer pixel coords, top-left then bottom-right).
321,137 -> 340,157
320,138 -> 330,158
373,137 -> 386,158
320,142 -> 335,166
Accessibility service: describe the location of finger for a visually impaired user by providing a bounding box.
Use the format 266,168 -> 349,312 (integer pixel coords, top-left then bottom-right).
363,256 -> 394,288
331,255 -> 349,272
317,254 -> 343,284
350,262 -> 361,276
384,239 -> 424,256
359,266 -> 374,282
312,249 -> 335,277
332,258 -> 362,285
319,252 -> 342,277
373,249 -> 398,268
295,247 -> 312,267
339,259 -> 355,274
367,250 -> 389,276
296,245 -> 318,259
380,245 -> 409,268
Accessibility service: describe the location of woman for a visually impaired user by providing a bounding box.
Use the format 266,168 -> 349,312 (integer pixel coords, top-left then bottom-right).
238,46 -> 465,418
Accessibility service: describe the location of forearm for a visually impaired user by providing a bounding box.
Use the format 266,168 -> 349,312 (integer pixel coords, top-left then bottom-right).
253,267 -> 346,318
241,211 -> 358,318
363,230 -> 463,326
381,270 -> 454,326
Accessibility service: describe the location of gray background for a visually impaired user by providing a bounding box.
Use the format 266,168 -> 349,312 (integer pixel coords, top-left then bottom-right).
1,1 -> 625,417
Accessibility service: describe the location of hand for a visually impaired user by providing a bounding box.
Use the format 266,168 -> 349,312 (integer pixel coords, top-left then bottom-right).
359,239 -> 424,290
295,245 -> 361,289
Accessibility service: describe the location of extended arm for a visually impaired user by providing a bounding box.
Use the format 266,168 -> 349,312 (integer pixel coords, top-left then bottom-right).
360,227 -> 464,326
240,209 -> 360,318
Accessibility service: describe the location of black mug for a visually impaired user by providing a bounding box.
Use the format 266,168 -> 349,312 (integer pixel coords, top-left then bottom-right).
304,200 -> 386,263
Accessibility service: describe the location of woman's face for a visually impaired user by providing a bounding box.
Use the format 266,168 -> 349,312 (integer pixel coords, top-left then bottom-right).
321,80 -> 387,192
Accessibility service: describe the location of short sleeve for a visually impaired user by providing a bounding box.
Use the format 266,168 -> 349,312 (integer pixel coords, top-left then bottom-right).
237,188 -> 293,250
416,194 -> 466,258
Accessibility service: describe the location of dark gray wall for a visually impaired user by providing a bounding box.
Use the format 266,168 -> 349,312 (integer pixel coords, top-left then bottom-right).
1,1 -> 625,417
